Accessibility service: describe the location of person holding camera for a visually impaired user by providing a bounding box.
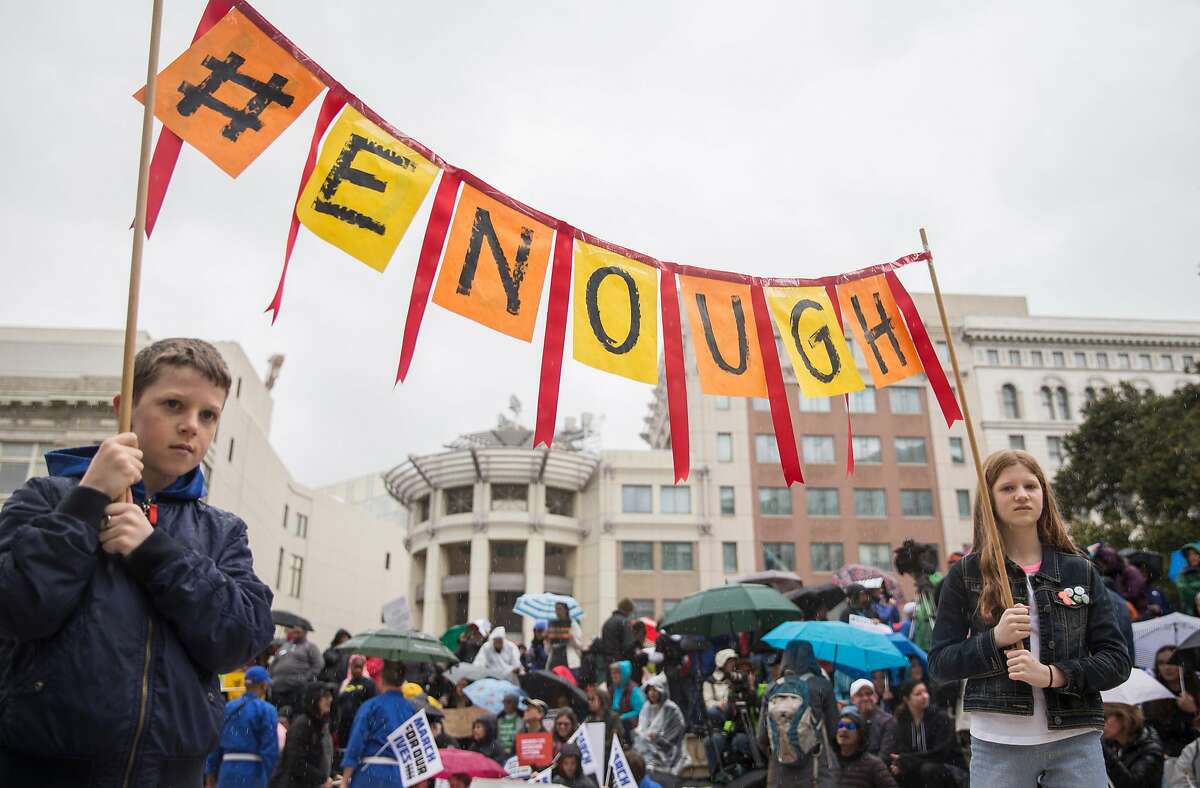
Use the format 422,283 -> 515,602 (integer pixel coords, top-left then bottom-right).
702,649 -> 754,777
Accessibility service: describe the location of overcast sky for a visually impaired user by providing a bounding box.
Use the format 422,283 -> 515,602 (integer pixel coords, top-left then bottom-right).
2,2 -> 1197,486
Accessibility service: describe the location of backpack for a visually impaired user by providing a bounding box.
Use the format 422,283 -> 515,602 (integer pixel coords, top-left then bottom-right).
765,673 -> 823,768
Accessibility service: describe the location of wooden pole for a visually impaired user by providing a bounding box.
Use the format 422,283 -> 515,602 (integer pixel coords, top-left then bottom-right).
119,0 -> 166,433
920,228 -> 1014,610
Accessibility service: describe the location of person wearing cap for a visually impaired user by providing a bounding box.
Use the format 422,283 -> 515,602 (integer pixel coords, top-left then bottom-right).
841,584 -> 881,623
528,620 -> 549,672
702,648 -> 754,777
835,709 -> 897,788
205,666 -> 280,788
341,660 -> 416,787
849,678 -> 896,758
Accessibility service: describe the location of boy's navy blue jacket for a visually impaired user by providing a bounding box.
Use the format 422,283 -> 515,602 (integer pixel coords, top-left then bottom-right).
0,446 -> 274,787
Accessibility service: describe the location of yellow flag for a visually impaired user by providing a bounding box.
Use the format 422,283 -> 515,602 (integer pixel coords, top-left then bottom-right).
296,106 -> 438,272
572,242 -> 659,384
766,286 -> 865,398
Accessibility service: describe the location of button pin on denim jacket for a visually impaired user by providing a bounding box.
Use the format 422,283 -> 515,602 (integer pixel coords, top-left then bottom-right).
1057,587 -> 1089,606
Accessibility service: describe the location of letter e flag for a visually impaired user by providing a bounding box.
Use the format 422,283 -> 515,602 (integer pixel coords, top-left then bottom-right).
135,9 -> 323,177
295,106 -> 439,272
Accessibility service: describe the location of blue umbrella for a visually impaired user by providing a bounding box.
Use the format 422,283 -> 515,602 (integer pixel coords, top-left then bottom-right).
513,593 -> 583,622
763,621 -> 908,674
463,677 -> 526,715
888,632 -> 927,668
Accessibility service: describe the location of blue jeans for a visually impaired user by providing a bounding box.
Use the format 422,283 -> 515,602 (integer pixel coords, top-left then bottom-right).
970,731 -> 1106,788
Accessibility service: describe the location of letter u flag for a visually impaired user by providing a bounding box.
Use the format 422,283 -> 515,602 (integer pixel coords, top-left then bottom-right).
836,274 -> 923,387
765,286 -> 865,398
571,242 -> 658,384
431,185 -> 553,341
679,276 -> 767,397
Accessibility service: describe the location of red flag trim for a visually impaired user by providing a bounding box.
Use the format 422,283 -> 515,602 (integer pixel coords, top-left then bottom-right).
750,284 -> 803,486
885,271 -> 963,428
533,225 -> 576,449
660,271 -> 690,483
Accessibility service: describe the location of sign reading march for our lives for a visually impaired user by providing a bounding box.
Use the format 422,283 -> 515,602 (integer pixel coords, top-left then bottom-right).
567,723 -> 601,777
607,733 -> 636,788
385,709 -> 443,787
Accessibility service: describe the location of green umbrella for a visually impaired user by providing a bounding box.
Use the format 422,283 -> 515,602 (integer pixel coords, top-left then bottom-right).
441,623 -> 469,651
662,583 -> 804,637
335,629 -> 459,665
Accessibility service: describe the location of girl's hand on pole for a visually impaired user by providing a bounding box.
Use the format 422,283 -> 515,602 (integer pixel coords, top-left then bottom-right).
993,605 -> 1032,648
1005,649 -> 1051,688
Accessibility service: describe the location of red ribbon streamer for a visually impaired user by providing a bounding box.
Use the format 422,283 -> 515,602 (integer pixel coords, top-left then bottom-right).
885,271 -> 964,428
264,90 -> 346,323
141,0 -> 235,238
825,284 -> 855,477
394,172 -> 462,384
659,272 -> 690,483
750,285 -> 804,486
533,226 -> 576,449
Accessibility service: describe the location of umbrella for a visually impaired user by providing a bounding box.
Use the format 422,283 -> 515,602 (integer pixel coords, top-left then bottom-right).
1171,628 -> 1200,669
1131,612 -> 1200,669
519,670 -> 590,718
661,584 -> 803,637
463,677 -> 526,715
335,629 -> 459,665
1101,669 -> 1177,705
831,565 -> 906,603
1120,549 -> 1164,581
763,621 -> 908,674
513,593 -> 584,622
434,747 -> 508,780
271,610 -> 313,631
446,662 -> 516,684
442,623 -> 469,651
787,583 -> 846,612
735,570 -> 805,593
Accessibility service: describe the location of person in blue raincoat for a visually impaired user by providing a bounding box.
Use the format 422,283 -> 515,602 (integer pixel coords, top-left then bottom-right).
205,666 -> 280,787
342,660 -> 417,787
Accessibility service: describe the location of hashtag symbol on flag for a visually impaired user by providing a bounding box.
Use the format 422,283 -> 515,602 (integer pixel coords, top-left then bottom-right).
177,51 -> 295,141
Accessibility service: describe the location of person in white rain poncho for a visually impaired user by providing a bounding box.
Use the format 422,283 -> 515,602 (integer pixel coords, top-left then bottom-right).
474,626 -> 525,679
632,673 -> 687,775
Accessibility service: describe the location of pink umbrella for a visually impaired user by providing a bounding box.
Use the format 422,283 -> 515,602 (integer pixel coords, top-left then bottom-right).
434,747 -> 508,779
831,564 -> 905,602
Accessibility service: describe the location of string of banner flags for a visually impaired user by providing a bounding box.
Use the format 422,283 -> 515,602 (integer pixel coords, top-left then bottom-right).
134,0 -> 964,485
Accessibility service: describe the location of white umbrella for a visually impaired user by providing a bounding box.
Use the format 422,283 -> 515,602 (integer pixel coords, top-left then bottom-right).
1131,612 -> 1200,669
1101,668 -> 1177,705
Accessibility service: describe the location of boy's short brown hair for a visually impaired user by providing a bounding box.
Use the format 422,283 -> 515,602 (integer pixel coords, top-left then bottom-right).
133,338 -> 232,402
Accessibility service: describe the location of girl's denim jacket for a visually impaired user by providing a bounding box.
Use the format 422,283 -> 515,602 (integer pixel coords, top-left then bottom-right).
928,547 -> 1130,729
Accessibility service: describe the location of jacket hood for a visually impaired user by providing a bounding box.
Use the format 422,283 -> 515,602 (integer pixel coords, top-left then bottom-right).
782,640 -> 819,676
613,660 -> 633,685
46,445 -> 207,501
645,673 -> 670,704
487,626 -> 508,642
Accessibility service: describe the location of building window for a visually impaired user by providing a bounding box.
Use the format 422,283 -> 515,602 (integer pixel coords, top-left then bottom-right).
762,543 -> 796,572
986,349 -> 1000,365
545,487 -> 575,517
752,397 -> 772,411
895,437 -> 928,464
662,599 -> 681,616
755,434 -> 781,463
660,486 -> 692,514
1161,354 -> 1174,370
849,387 -> 876,414
545,544 -> 568,576
1047,436 -> 1064,464
852,435 -> 882,464
1055,387 -> 1071,421
622,542 -> 654,571
802,435 -> 835,465
854,489 -> 887,518
1009,435 -> 1026,450
662,542 -> 694,571
444,485 -> 474,515
799,395 -> 832,412
722,542 -> 739,573
811,543 -> 844,572
758,487 -> 792,516
900,489 -> 934,517
889,387 -> 922,414
935,340 -> 949,363
491,483 -> 529,512
858,543 -> 892,571
714,396 -> 731,410
1074,352 -> 1087,368
1009,350 -> 1021,365
275,546 -> 284,589
227,437 -> 235,463
949,437 -> 965,464
621,485 -> 652,514
806,488 -> 840,517
288,554 -> 304,598
1051,351 -> 1065,367
1002,384 -> 1020,419
1137,353 -> 1152,370
717,433 -> 733,462
1184,355 -> 1195,371
1117,353 -> 1131,369
295,512 -> 308,538
956,489 -> 971,518
414,495 -> 430,522
282,503 -> 289,529
719,486 -> 736,516
1084,387 -> 1098,406
1040,386 -> 1056,420
632,599 -> 656,619
1031,350 -> 1044,367
1096,352 -> 1109,369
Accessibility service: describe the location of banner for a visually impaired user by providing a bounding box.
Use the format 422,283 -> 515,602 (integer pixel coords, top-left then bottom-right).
568,723 -> 600,777
607,733 -> 637,788
836,274 -> 923,388
766,285 -> 864,399
679,276 -> 767,397
528,766 -> 554,784
386,709 -> 443,787
571,242 -> 659,385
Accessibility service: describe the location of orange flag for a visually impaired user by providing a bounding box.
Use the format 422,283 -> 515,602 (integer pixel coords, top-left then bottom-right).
679,276 -> 767,397
836,274 -> 923,387
431,185 -> 553,342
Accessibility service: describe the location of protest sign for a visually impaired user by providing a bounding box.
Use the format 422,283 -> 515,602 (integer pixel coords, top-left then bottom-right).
514,732 -> 553,767
386,709 -> 444,787
607,732 -> 637,788
568,723 -> 600,776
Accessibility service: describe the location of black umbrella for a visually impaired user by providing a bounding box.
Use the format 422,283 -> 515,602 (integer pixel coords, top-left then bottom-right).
786,583 -> 846,611
1120,549 -> 1164,581
272,610 -> 313,631
519,670 -> 589,719
1170,629 -> 1200,668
